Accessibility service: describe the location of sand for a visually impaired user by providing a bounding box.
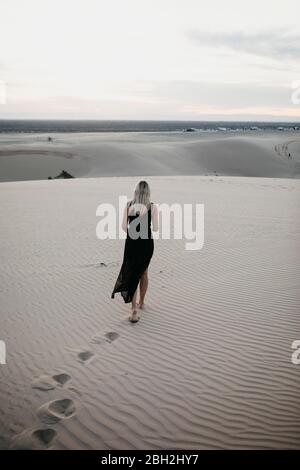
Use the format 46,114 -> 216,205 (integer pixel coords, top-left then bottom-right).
0,171 -> 300,449
0,131 -> 300,182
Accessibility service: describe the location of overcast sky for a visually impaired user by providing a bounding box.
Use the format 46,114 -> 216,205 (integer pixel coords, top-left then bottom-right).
0,0 -> 300,120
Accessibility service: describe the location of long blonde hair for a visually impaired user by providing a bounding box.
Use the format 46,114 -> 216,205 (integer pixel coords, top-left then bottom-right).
129,180 -> 151,216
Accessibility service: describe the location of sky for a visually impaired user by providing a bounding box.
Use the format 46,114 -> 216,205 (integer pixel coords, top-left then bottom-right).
0,0 -> 300,120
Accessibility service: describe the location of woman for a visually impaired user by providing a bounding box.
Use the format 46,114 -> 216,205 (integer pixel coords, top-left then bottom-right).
111,180 -> 158,323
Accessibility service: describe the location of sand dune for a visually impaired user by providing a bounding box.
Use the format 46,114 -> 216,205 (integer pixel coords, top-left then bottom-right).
1,131 -> 300,182
0,175 -> 299,449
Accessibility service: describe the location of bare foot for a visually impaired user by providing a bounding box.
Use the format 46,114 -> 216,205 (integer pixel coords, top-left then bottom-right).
137,302 -> 145,309
129,309 -> 140,323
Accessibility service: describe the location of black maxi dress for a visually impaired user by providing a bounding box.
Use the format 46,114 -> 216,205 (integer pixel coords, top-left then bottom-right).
111,201 -> 154,303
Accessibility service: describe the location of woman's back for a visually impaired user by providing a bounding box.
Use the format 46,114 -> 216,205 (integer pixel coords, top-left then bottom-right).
127,201 -> 153,240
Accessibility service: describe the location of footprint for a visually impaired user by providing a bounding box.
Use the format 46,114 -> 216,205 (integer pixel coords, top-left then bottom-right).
52,373 -> 71,386
91,331 -> 120,344
10,428 -> 57,450
91,331 -> 119,344
38,399 -> 76,424
77,350 -> 95,363
32,373 -> 71,391
104,332 -> 119,343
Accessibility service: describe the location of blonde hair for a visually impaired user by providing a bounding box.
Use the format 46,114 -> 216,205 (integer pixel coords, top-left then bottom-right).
129,180 -> 151,216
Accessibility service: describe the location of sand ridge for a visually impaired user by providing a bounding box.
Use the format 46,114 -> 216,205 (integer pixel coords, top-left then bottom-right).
0,175 -> 299,449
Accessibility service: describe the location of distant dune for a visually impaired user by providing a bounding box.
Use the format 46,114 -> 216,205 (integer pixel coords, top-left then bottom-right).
0,131 -> 300,182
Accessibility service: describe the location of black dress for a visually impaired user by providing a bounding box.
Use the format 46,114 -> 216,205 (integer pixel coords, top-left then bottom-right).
111,201 -> 154,303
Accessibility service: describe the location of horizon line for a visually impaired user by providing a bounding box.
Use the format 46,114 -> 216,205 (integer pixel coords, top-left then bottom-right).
0,118 -> 299,123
